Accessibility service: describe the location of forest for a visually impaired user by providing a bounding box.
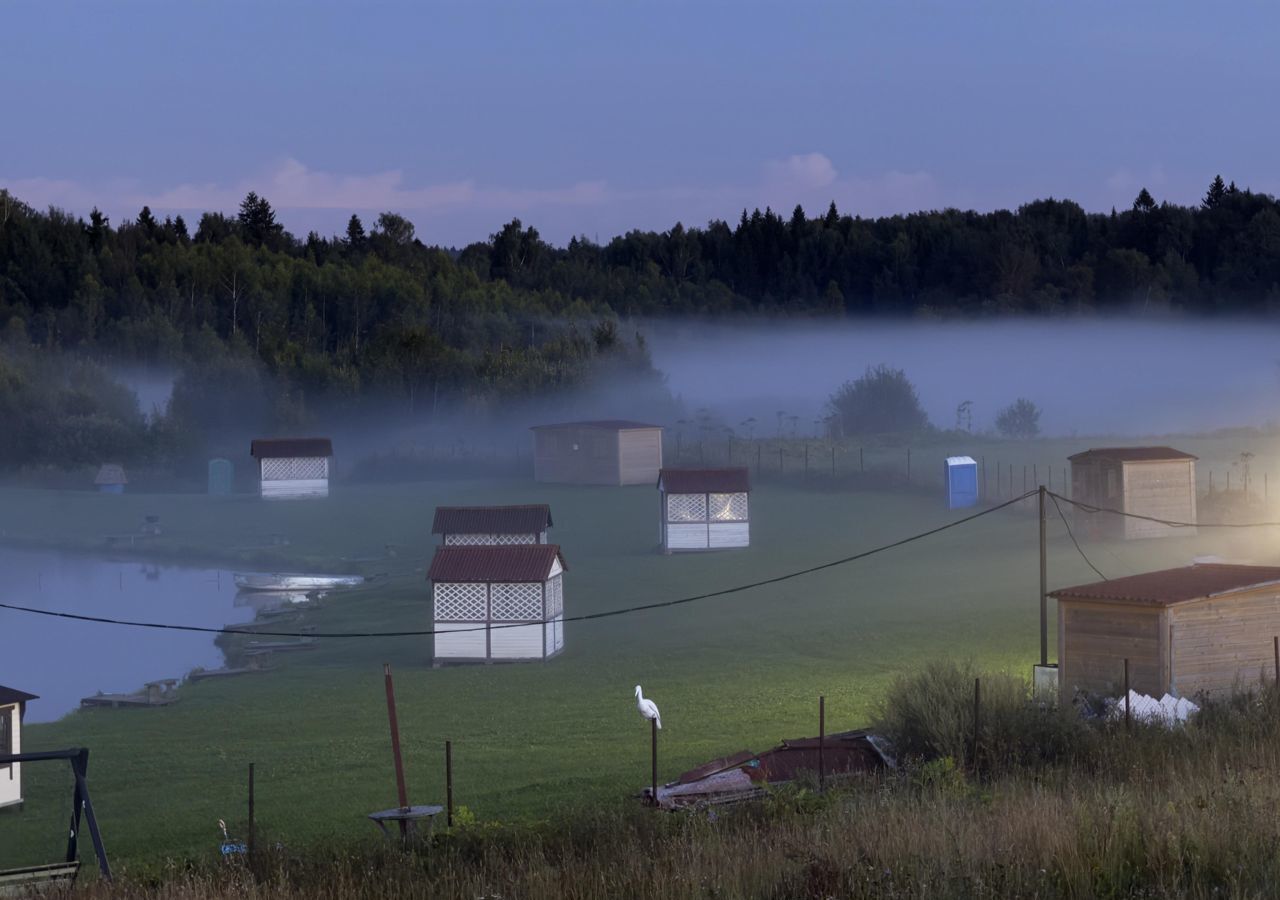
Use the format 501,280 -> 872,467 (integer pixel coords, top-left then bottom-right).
0,175 -> 1276,468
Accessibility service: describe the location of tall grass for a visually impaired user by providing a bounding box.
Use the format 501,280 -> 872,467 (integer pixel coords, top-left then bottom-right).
36,663 -> 1280,899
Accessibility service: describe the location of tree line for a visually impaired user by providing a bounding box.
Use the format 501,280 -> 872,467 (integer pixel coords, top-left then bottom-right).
0,176 -> 1272,467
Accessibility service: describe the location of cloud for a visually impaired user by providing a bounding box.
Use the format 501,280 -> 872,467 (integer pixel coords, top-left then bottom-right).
765,152 -> 839,191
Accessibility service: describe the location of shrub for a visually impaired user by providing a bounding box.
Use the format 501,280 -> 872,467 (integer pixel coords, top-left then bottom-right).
995,397 -> 1041,438
826,365 -> 929,436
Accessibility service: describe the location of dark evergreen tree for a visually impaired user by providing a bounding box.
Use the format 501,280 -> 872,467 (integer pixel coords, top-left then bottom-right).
1204,175 -> 1227,209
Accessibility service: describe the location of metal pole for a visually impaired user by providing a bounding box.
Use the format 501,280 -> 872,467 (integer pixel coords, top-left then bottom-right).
971,678 -> 981,771
1039,485 -> 1048,667
1124,658 -> 1131,731
818,696 -> 826,793
248,762 -> 256,860
445,740 -> 454,827
651,718 -> 658,807
383,664 -> 410,838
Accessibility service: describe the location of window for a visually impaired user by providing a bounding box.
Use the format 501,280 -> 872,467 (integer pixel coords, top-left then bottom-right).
708,493 -> 748,521
667,493 -> 707,522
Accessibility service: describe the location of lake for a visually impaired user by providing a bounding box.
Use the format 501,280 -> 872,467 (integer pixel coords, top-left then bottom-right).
0,547 -> 252,722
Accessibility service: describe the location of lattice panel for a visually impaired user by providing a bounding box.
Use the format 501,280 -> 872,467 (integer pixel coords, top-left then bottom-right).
545,575 -> 563,618
709,492 -> 748,521
490,583 -> 543,621
667,493 -> 707,522
434,583 -> 486,620
261,457 -> 328,481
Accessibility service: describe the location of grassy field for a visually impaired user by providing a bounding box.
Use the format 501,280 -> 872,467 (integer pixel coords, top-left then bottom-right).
2,435 -> 1279,874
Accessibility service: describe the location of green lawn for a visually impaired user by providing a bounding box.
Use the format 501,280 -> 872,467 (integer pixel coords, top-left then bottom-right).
1,460 -> 1277,872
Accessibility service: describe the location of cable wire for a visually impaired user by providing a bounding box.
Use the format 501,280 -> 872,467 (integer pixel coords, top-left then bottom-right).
1049,492 -> 1107,581
0,490 -> 1038,639
1049,492 -> 1280,529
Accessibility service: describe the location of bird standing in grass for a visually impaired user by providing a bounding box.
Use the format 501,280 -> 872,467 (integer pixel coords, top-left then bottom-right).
635,685 -> 661,729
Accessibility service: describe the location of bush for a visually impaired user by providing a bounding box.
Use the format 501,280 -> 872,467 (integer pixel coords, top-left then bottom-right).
873,659 -> 1094,771
995,397 -> 1041,438
826,365 -> 929,436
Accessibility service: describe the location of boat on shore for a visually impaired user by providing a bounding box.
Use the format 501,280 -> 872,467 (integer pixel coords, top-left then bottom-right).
233,572 -> 363,592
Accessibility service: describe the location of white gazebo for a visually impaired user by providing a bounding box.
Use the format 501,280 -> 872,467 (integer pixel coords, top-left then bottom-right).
657,467 -> 751,552
431,505 -> 553,546
0,686 -> 37,810
250,438 -> 333,499
429,545 -> 566,665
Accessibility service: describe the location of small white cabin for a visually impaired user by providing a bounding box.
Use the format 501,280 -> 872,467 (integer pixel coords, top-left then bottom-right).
0,686 -> 37,810
431,505 -> 553,546
658,467 -> 751,552
250,438 -> 333,500
429,545 -> 567,665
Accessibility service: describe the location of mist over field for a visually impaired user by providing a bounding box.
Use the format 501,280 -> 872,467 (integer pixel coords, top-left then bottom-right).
646,317 -> 1280,438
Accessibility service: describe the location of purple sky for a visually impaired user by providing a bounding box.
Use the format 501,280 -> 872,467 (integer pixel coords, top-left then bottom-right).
5,2 -> 1279,245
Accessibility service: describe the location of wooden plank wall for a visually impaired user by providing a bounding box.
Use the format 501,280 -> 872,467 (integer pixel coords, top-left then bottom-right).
1060,601 -> 1167,695
533,427 -> 621,484
618,429 -> 663,485
1122,460 -> 1196,540
1170,589 -> 1280,697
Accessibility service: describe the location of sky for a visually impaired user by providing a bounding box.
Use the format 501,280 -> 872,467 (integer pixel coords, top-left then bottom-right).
4,2 -> 1280,246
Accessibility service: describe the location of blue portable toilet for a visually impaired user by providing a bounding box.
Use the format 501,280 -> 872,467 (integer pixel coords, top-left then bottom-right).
945,456 -> 978,509
208,458 -> 233,495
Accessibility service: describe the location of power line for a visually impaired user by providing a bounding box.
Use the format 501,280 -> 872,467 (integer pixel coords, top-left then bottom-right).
1049,492 -> 1107,581
1049,492 -> 1280,529
0,490 -> 1038,640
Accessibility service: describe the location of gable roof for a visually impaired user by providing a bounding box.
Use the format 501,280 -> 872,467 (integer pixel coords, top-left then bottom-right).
428,545 -> 567,583
1068,446 -> 1198,463
251,438 -> 334,459
94,463 -> 127,485
0,686 -> 38,707
432,504 -> 553,535
658,467 -> 751,494
1049,564 -> 1280,607
530,420 -> 661,431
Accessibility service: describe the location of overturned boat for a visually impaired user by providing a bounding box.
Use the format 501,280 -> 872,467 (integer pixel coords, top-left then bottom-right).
233,572 -> 364,592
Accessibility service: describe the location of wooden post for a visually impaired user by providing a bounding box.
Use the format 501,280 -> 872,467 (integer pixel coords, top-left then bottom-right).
971,678 -> 981,771
651,718 -> 658,807
1039,485 -> 1048,667
757,443 -> 762,473
445,740 -> 454,827
1123,658 -> 1131,731
1209,471 -> 1213,494
247,763 -> 256,861
818,695 -> 826,793
383,663 -> 410,838
1022,465 -> 1027,494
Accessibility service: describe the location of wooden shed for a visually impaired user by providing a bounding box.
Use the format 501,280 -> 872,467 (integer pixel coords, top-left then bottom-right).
1051,564 -> 1280,698
429,544 -> 566,665
531,420 -> 663,486
657,467 -> 751,552
94,464 -> 127,494
431,505 -> 552,546
1068,446 -> 1197,539
0,686 -> 37,810
250,438 -> 333,500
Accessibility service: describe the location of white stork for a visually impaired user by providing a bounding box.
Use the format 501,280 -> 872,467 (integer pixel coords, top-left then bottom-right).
635,684 -> 661,729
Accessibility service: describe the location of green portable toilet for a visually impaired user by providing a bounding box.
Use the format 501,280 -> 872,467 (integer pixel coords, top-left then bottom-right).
208,458 -> 233,495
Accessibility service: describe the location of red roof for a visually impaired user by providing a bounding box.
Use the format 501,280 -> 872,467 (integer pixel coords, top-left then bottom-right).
1068,446 -> 1197,463
251,438 -> 333,459
659,467 -> 751,494
530,420 -> 661,431
432,505 -> 553,535
1050,564 -> 1280,606
428,545 -> 567,583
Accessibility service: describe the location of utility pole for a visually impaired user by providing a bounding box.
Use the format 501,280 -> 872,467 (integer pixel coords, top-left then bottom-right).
1039,485 -> 1048,667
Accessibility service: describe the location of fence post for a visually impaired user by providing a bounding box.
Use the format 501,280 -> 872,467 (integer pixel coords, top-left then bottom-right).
971,678 -> 981,771
247,763 -> 255,861
907,448 -> 912,483
651,718 -> 659,807
981,456 -> 987,501
818,695 -> 825,793
860,447 -> 864,473
446,740 -> 454,827
779,446 -> 784,473
1123,658 -> 1131,732
804,444 -> 810,479
757,443 -> 762,473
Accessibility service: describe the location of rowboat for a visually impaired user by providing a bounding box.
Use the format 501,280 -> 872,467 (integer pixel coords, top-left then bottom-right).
233,572 -> 364,592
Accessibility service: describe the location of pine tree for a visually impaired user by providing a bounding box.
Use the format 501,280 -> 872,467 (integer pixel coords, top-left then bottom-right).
237,192 -> 282,247
85,207 -> 109,250
136,205 -> 159,237
173,215 -> 189,242
824,201 -> 839,229
1203,175 -> 1227,209
345,213 -> 366,248
1132,188 -> 1156,213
